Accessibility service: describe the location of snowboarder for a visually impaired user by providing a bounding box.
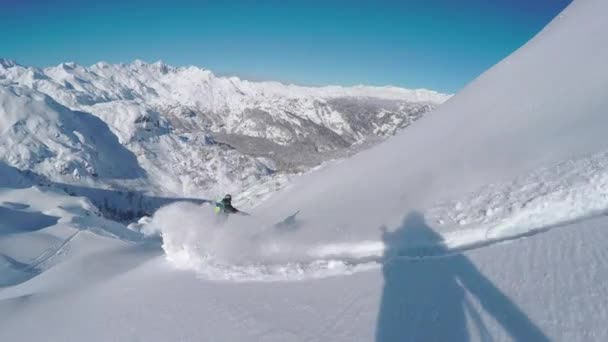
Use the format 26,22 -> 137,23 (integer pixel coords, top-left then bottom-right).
214,194 -> 241,215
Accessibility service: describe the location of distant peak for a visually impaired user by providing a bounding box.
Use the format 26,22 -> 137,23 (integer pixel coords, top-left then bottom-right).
131,59 -> 148,67
93,61 -> 111,68
0,58 -> 19,68
58,61 -> 82,70
151,60 -> 171,74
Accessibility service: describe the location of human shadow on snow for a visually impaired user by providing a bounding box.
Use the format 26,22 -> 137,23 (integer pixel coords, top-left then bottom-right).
375,211 -> 550,342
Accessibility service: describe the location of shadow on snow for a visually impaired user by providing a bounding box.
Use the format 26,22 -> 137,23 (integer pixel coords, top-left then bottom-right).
375,211 -> 550,342
0,206 -> 59,236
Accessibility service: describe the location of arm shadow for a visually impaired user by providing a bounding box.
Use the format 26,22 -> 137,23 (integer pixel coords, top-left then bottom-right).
376,211 -> 550,342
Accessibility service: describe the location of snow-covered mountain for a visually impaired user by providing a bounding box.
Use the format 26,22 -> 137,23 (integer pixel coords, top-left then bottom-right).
0,58 -> 447,214
3,0 -> 608,340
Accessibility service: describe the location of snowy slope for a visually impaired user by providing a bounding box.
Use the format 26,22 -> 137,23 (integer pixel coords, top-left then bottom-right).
2,0 -> 608,341
3,214 -> 608,341
0,85 -> 145,181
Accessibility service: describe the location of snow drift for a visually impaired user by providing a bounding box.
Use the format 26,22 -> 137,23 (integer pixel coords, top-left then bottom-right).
144,202 -> 377,280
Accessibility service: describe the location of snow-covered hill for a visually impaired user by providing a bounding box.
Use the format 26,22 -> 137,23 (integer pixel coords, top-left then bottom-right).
0,85 -> 145,180
3,0 -> 608,340
0,58 -> 446,213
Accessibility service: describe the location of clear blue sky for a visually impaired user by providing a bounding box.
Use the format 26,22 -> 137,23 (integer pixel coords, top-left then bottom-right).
1,0 -> 571,93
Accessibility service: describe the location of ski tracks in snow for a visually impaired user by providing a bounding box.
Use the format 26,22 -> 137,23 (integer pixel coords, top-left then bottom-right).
161,207 -> 606,282
157,206 -> 608,282
311,208 -> 608,266
182,152 -> 608,280
26,230 -> 81,271
313,150 -> 608,267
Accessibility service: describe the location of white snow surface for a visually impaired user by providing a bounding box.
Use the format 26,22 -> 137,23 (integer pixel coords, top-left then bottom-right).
2,0 -> 608,340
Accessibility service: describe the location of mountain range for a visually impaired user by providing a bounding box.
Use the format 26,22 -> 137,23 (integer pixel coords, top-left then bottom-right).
0,58 -> 448,216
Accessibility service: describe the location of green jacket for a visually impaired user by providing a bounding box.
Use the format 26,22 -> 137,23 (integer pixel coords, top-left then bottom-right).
214,198 -> 239,214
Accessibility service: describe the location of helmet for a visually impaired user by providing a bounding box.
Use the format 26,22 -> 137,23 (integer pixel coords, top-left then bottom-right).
223,194 -> 232,201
